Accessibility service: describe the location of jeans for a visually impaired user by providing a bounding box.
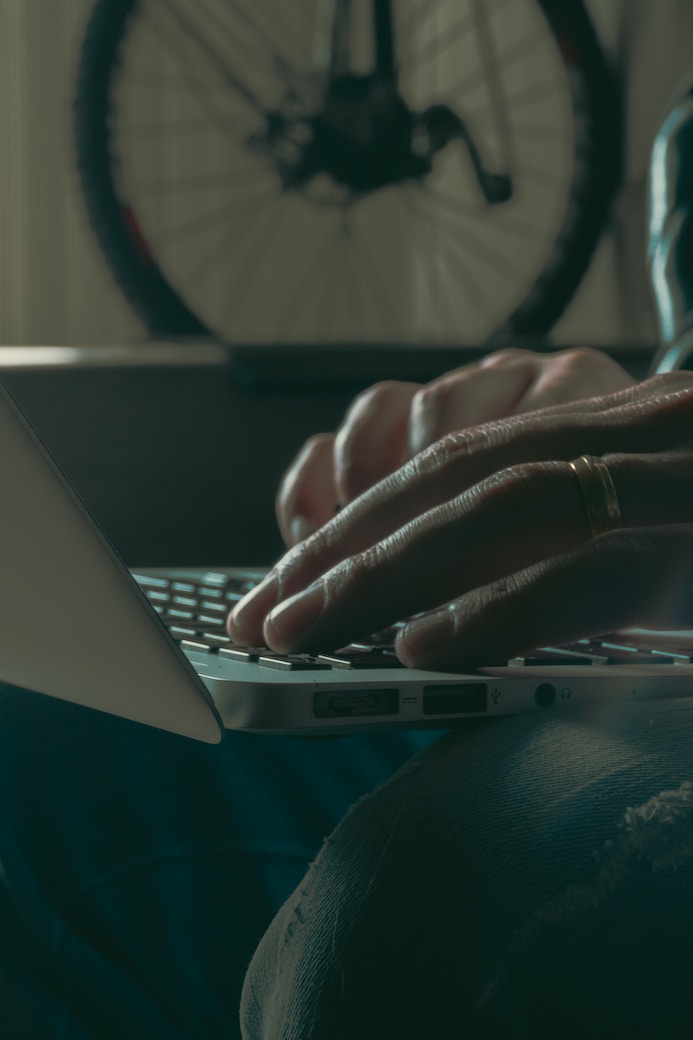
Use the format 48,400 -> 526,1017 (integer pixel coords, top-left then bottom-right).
241,698 -> 693,1040
0,683 -> 439,1039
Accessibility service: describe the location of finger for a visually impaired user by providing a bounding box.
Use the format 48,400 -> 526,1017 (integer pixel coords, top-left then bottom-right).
333,381 -> 420,503
275,434 -> 337,547
408,355 -> 536,453
408,348 -> 635,454
396,524 -> 693,671
230,377 -> 693,644
516,347 -> 636,414
258,451 -> 693,655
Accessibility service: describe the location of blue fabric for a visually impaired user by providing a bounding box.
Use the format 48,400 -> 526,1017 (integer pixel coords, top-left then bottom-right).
0,683 -> 440,1038
241,703 -> 693,1039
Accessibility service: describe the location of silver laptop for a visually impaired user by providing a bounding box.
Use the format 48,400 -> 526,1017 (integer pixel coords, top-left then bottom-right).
2,378 -> 693,744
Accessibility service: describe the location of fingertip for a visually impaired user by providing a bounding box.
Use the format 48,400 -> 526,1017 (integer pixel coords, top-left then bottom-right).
227,573 -> 279,645
396,611 -> 452,668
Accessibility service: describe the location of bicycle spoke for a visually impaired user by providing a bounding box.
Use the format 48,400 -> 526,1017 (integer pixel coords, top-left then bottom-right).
515,162 -> 568,188
412,198 -> 494,319
399,0 -> 514,72
217,201 -> 293,333
338,213 -> 372,341
314,220 -> 346,339
155,192 -> 272,244
272,222 -> 347,337
503,77 -> 568,113
443,28 -> 546,100
501,120 -> 568,141
336,216 -> 353,341
428,188 -> 539,239
123,119 -> 251,139
418,194 -> 527,283
402,187 -> 463,335
398,0 -> 442,42
180,192 -> 278,294
150,0 -> 266,118
120,68 -> 231,93
196,0 -> 309,108
356,217 -> 409,339
140,3 -> 261,139
131,168 -> 275,195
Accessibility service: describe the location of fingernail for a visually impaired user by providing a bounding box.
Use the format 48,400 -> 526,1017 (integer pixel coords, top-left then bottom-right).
228,573 -> 278,639
264,583 -> 325,649
400,612 -> 450,658
290,515 -> 317,544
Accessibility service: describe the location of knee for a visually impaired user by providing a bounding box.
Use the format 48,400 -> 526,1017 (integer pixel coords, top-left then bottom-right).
240,737 -> 487,1040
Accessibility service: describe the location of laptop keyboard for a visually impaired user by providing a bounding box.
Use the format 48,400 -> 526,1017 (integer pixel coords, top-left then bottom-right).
133,571 -> 406,671
133,572 -> 693,670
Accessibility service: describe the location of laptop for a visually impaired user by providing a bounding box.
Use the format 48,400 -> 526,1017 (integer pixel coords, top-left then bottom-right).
2,377 -> 693,744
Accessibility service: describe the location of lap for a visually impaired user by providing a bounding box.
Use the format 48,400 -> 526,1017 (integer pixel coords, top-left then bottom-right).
0,684 -> 438,1039
242,699 -> 693,1039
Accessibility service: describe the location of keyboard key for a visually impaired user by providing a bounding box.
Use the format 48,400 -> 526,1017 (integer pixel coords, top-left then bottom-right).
224,591 -> 245,603
168,626 -> 197,639
510,655 -> 595,666
171,582 -> 196,593
259,654 -> 331,671
200,632 -> 231,647
369,626 -> 403,647
145,590 -> 171,603
605,652 -> 674,665
166,608 -> 196,621
317,651 -> 405,669
181,639 -> 211,654
199,572 -> 228,586
172,595 -> 199,608
199,601 -> 228,614
217,646 -> 267,662
590,642 -> 672,664
199,586 -> 225,600
196,614 -> 227,629
133,574 -> 170,589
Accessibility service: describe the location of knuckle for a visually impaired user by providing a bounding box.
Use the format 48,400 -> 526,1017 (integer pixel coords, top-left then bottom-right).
479,347 -> 528,366
302,432 -> 332,454
411,380 -> 451,415
348,380 -> 406,415
558,345 -> 604,367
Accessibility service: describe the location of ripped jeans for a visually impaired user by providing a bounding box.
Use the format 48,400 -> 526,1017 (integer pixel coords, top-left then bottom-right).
2,680 -> 693,1039
241,699 -> 693,1040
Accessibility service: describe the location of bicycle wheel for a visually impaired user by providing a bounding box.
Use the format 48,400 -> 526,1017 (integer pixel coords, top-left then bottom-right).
74,0 -> 620,345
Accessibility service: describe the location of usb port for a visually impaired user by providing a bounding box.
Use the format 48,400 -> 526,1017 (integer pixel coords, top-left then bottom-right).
423,684 -> 487,715
313,689 -> 399,719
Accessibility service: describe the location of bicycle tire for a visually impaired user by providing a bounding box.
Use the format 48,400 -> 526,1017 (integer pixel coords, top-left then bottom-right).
74,0 -> 620,344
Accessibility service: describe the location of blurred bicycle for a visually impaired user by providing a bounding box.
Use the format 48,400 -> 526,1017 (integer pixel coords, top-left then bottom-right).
74,0 -> 620,345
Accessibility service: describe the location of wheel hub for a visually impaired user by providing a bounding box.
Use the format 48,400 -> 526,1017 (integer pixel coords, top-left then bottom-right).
250,74 -> 440,203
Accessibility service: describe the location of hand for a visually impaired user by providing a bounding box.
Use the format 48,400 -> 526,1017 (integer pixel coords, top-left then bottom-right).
277,347 -> 635,546
229,372 -> 693,670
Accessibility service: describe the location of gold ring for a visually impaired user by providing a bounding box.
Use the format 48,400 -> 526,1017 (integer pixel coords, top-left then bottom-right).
568,455 -> 623,538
